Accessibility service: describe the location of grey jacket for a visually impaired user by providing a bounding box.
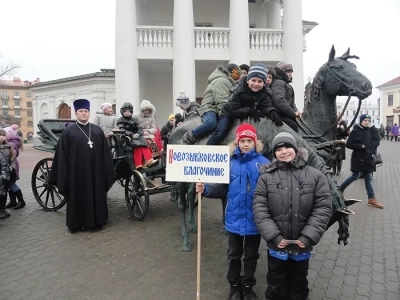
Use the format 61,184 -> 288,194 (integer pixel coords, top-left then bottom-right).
93,113 -> 117,135
253,148 -> 332,254
0,153 -> 10,196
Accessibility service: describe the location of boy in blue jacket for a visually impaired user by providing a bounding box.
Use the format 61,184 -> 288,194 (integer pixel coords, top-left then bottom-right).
196,123 -> 269,300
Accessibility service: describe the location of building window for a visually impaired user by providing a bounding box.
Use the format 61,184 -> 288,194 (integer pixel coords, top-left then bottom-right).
372,110 -> 375,115
15,110 -> 21,118
195,23 -> 213,27
337,105 -> 342,110
1,91 -> 8,100
366,110 -> 369,115
26,91 -> 32,98
2,100 -> 8,108
27,101 -> 32,107
27,111 -> 33,117
248,0 -> 256,3
388,94 -> 393,106
2,109 -> 8,117
28,121 -> 33,127
14,91 -> 19,96
14,100 -> 21,108
386,116 -> 394,127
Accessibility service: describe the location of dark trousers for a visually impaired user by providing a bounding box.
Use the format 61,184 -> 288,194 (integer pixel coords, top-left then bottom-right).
390,135 -> 398,142
0,182 -> 9,209
207,116 -> 233,145
227,232 -> 261,287
265,253 -> 310,300
280,116 -> 298,132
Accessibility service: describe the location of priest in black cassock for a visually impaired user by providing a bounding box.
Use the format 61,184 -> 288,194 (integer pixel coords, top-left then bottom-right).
50,99 -> 115,232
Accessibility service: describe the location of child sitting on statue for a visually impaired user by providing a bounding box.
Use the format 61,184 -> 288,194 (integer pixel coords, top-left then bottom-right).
196,124 -> 269,300
117,102 -> 157,169
207,64 -> 283,145
253,132 -> 332,300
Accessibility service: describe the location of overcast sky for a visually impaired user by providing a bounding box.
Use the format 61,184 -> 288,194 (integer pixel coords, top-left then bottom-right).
1,0 -> 399,104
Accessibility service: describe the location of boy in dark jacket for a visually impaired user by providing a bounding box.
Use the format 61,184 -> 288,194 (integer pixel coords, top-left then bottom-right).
207,64 -> 283,145
253,132 -> 332,300
339,114 -> 383,209
196,124 -> 269,300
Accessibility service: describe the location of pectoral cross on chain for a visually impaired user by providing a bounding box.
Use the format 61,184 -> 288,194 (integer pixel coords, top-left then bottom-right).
88,140 -> 93,148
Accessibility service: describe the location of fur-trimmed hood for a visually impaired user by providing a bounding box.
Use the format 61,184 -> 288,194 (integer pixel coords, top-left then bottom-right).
229,140 -> 264,156
261,147 -> 309,173
139,100 -> 156,116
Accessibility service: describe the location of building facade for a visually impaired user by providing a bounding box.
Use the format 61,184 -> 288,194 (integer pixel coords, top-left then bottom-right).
0,78 -> 35,141
336,98 -> 380,127
115,0 -> 316,123
377,76 -> 400,127
30,69 -> 116,145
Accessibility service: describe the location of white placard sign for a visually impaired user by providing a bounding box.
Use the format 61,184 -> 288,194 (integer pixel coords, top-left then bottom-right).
166,144 -> 230,184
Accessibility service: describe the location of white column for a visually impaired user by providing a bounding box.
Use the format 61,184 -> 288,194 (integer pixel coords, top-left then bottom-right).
266,0 -> 282,29
282,0 -> 304,111
229,0 -> 250,65
173,0 -> 196,114
115,0 -> 140,112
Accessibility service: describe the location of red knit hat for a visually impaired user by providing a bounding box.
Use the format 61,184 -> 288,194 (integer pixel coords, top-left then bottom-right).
236,123 -> 257,144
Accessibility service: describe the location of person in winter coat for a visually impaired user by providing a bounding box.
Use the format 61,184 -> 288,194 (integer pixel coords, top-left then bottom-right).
239,64 -> 250,79
207,64 -> 283,145
160,114 -> 175,149
270,62 -> 301,132
117,102 -> 157,169
339,114 -> 383,209
385,124 -> 391,140
379,124 -> 385,140
134,100 -> 157,139
390,123 -> 399,141
0,128 -> 13,219
333,120 -> 350,176
182,64 -> 240,144
93,103 -> 117,137
253,132 -> 332,300
175,91 -> 200,126
196,124 -> 269,300
5,134 -> 25,209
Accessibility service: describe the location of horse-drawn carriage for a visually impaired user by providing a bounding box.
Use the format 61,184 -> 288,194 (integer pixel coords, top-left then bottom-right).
31,119 -> 172,220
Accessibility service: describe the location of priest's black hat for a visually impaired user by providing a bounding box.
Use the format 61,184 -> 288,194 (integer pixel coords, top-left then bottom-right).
73,99 -> 90,111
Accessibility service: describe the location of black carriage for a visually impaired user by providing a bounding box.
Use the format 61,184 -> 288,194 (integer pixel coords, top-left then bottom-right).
31,119 -> 172,221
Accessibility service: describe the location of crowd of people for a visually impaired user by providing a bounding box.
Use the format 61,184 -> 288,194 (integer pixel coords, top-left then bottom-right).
0,61 -> 388,300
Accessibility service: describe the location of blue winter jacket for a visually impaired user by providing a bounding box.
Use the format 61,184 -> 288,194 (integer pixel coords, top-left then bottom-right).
204,142 -> 269,236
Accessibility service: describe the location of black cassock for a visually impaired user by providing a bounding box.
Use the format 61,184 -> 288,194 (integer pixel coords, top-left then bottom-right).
50,122 -> 115,231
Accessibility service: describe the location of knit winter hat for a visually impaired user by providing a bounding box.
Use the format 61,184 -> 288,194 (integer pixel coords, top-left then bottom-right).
247,64 -> 268,82
277,61 -> 294,72
272,132 -> 298,155
168,114 -> 175,121
100,102 -> 112,111
236,123 -> 257,144
239,64 -> 250,73
359,114 -> 371,123
175,90 -> 191,110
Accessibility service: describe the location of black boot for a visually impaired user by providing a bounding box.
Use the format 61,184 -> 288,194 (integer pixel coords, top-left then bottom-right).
14,190 -> 26,209
0,195 -> 10,219
242,285 -> 258,300
5,190 -> 17,208
229,284 -> 242,300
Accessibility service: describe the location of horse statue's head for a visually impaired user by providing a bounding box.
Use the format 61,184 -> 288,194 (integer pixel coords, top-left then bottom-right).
311,45 -> 372,101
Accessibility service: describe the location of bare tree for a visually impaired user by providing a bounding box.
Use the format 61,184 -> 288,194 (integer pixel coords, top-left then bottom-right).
0,55 -> 21,79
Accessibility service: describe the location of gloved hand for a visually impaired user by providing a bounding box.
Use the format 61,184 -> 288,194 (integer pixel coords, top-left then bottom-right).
249,108 -> 261,122
269,111 -> 283,126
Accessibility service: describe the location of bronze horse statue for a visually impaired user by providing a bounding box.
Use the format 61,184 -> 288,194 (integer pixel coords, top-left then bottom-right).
168,46 -> 372,252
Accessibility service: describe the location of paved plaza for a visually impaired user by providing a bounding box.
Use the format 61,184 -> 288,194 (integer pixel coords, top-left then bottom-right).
0,140 -> 399,300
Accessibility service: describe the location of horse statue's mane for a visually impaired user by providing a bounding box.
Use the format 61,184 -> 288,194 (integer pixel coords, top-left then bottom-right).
169,45 -> 373,251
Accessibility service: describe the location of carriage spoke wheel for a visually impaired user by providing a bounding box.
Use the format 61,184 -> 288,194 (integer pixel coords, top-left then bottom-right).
125,170 -> 149,221
31,158 -> 67,211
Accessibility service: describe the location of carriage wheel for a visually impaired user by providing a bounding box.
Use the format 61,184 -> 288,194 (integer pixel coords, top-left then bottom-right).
125,170 -> 149,221
31,158 -> 67,211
